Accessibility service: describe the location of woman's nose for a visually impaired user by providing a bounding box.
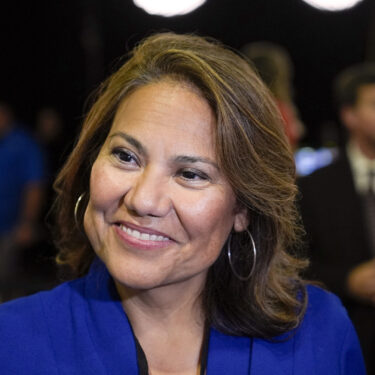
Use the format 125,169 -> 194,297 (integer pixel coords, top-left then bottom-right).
123,168 -> 172,217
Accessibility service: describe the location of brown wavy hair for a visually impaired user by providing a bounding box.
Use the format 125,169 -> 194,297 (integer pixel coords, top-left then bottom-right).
53,32 -> 307,338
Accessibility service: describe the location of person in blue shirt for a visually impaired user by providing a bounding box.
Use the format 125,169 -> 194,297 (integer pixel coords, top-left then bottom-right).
0,33 -> 366,374
0,102 -> 44,300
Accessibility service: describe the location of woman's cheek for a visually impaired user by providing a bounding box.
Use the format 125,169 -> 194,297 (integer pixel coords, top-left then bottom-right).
177,189 -> 235,233
89,159 -> 124,209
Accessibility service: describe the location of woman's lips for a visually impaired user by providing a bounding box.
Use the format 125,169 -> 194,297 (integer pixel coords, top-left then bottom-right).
114,222 -> 173,250
118,223 -> 169,241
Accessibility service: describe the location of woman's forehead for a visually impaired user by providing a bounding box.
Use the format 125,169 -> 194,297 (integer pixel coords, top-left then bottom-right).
107,81 -> 218,158
114,82 -> 214,131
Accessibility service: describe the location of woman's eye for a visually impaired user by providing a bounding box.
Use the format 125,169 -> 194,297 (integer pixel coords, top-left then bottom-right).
179,169 -> 209,181
112,148 -> 137,164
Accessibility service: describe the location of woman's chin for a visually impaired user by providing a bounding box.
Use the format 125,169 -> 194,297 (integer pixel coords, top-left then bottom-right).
106,261 -> 168,292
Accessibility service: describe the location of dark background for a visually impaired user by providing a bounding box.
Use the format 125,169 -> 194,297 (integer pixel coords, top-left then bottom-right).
1,0 -> 375,148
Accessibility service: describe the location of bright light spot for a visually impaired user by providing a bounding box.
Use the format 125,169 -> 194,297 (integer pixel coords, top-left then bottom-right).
301,0 -> 363,11
295,147 -> 338,176
133,0 -> 206,17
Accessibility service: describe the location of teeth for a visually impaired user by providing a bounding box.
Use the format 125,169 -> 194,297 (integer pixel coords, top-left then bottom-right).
140,233 -> 148,240
119,225 -> 169,242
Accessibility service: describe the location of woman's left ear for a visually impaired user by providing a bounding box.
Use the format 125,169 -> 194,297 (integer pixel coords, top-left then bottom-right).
233,205 -> 249,232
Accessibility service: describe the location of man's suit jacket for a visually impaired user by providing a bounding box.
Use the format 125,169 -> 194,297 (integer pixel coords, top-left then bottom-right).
298,151 -> 375,373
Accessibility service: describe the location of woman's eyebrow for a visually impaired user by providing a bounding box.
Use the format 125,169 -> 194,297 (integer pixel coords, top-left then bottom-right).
174,155 -> 219,170
109,132 -> 146,156
109,132 -> 218,169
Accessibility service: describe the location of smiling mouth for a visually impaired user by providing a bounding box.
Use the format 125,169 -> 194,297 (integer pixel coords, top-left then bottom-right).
117,224 -> 170,242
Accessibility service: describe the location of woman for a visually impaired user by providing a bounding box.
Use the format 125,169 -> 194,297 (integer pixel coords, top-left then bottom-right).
0,33 -> 365,374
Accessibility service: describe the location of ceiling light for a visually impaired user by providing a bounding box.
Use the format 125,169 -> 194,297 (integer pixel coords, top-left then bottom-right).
300,0 -> 363,11
133,0 -> 206,17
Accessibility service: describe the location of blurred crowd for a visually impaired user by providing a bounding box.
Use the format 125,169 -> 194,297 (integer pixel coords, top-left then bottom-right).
243,42 -> 375,372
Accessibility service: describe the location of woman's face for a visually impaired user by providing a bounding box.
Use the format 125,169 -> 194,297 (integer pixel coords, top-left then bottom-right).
84,81 -> 248,292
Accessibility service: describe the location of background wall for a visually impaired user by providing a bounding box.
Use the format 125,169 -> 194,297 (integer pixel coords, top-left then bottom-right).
1,0 -> 374,148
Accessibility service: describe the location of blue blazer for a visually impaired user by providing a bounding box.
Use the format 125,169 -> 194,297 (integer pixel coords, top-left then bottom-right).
0,260 -> 365,374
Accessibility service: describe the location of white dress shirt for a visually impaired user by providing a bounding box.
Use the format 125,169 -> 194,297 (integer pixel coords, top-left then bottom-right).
347,142 -> 375,194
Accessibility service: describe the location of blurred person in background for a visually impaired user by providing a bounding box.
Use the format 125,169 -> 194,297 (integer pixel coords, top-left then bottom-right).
35,107 -> 65,178
242,41 -> 305,150
19,107 -> 68,294
0,102 -> 44,301
298,63 -> 375,374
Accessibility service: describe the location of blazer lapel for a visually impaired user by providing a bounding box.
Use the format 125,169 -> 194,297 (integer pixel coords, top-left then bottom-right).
250,336 -> 294,375
206,328 -> 252,375
85,259 -> 139,374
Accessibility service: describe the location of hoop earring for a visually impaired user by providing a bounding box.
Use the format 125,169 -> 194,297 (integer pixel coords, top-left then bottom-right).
74,193 -> 86,228
227,229 -> 257,281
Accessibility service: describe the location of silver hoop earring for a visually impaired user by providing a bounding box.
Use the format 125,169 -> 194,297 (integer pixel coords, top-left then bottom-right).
74,193 -> 86,228
227,229 -> 257,281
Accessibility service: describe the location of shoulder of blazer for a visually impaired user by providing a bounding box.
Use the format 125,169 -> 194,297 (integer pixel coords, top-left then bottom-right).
298,151 -> 356,197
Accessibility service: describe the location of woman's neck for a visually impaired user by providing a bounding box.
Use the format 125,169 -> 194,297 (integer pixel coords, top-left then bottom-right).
115,278 -> 206,374
115,274 -> 205,325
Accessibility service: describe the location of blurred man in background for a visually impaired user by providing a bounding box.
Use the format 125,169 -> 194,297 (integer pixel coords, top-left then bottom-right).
0,102 -> 44,301
242,41 -> 305,150
298,63 -> 375,374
